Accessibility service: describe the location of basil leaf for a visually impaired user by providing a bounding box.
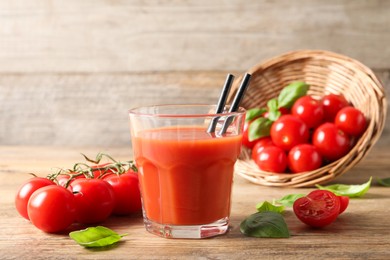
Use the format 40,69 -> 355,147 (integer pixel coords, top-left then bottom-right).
274,194 -> 305,207
316,177 -> 372,198
69,226 -> 127,248
240,211 -> 290,238
248,117 -> 273,142
267,98 -> 281,121
256,201 -> 284,213
377,177 -> 390,187
277,81 -> 309,109
246,107 -> 267,121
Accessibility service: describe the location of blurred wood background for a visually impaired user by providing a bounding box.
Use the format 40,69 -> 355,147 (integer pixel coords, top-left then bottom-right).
0,0 -> 389,147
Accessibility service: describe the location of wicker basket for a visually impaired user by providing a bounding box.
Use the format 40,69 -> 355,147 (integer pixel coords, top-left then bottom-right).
228,50 -> 387,187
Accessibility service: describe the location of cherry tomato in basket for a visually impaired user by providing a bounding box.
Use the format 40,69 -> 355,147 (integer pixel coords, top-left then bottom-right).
15,177 -> 55,220
288,144 -> 322,173
312,123 -> 351,161
28,185 -> 76,233
71,178 -> 115,224
335,106 -> 367,137
255,146 -> 287,173
103,171 -> 142,215
293,190 -> 341,228
292,95 -> 324,128
338,195 -> 349,214
321,94 -> 349,122
270,115 -> 310,151
251,137 -> 274,163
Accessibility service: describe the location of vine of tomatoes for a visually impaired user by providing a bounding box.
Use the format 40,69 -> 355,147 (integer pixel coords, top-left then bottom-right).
15,153 -> 142,233
244,81 -> 367,173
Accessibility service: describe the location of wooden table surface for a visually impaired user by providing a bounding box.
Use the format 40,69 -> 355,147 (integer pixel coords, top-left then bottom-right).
1,145 -> 389,259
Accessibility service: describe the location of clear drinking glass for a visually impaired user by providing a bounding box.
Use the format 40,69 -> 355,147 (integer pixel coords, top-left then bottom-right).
129,104 -> 245,239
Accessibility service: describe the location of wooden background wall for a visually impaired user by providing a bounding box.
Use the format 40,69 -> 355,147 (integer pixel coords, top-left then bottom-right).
0,0 -> 389,147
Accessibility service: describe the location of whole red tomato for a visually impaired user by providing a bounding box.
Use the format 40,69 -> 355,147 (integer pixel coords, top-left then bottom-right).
72,178 -> 115,224
321,94 -> 349,122
312,123 -> 351,161
335,106 -> 367,137
255,146 -> 287,173
291,95 -> 324,128
270,115 -> 310,151
293,190 -> 341,228
288,144 -> 322,173
251,137 -> 274,163
28,185 -> 76,233
15,177 -> 55,220
104,171 -> 142,215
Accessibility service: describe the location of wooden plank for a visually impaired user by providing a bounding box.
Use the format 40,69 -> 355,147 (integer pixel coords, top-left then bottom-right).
0,146 -> 389,259
0,1 -> 389,73
1,70 -> 389,146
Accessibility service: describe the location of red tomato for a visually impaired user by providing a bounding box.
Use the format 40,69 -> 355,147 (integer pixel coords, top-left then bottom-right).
251,137 -> 274,162
338,195 -> 349,214
270,115 -> 310,151
255,146 -> 287,173
335,106 -> 367,137
291,95 -> 324,128
321,94 -> 349,122
72,179 -> 115,224
312,123 -> 351,161
293,190 -> 341,228
103,171 -> 142,215
28,185 -> 76,233
288,144 -> 322,173
242,120 -> 259,149
15,177 -> 55,220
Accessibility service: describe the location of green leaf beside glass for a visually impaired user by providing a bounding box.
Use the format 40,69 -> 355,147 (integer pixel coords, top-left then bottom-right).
69,226 -> 127,248
240,211 -> 290,238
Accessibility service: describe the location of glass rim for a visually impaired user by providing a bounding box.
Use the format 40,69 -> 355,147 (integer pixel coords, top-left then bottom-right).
128,104 -> 246,118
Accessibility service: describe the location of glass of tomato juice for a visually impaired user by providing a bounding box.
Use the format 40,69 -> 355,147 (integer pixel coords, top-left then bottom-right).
129,104 -> 245,239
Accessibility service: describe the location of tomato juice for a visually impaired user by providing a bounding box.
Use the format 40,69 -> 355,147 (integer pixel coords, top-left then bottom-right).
133,126 -> 242,226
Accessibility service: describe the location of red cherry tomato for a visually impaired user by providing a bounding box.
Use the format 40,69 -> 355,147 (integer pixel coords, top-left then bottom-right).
335,106 -> 367,137
288,144 -> 322,173
251,137 -> 274,162
28,185 -> 76,233
103,171 -> 142,215
71,178 -> 115,224
270,115 -> 310,151
338,195 -> 349,214
291,95 -> 324,128
255,146 -> 287,173
242,120 -> 259,149
293,190 -> 341,228
15,177 -> 55,220
321,94 -> 349,122
312,123 -> 350,161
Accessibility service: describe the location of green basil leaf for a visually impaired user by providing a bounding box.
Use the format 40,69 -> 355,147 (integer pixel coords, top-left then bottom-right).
274,194 -> 305,207
256,201 -> 285,213
277,81 -> 309,109
248,117 -> 273,142
266,98 -> 281,121
377,177 -> 390,187
245,107 -> 267,121
69,226 -> 127,248
316,177 -> 372,198
240,211 -> 290,238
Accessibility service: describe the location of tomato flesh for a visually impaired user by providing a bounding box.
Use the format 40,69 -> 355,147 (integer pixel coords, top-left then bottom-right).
293,190 -> 341,228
